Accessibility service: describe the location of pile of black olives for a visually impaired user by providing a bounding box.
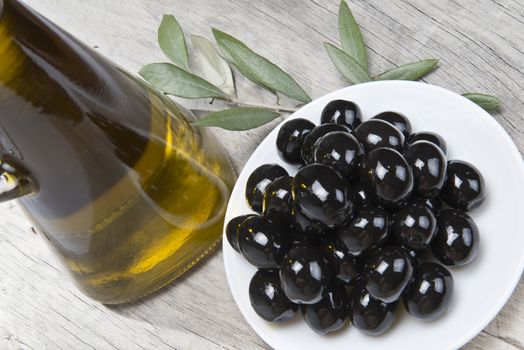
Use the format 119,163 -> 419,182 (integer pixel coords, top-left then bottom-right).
226,99 -> 485,336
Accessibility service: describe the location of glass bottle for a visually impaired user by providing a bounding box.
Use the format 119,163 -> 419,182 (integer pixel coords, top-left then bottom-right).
0,0 -> 235,304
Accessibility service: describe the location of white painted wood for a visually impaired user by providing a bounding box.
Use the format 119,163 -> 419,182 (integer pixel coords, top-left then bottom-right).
1,0 -> 522,349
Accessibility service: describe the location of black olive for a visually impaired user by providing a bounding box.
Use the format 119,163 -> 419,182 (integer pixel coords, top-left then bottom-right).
291,204 -> 327,240
403,263 -> 454,321
246,164 -> 288,212
292,164 -> 354,228
279,246 -> 331,304
238,216 -> 290,268
301,283 -> 349,335
349,282 -> 397,336
400,245 -> 423,268
337,206 -> 389,256
404,141 -> 447,198
301,124 -> 351,164
263,176 -> 293,227
411,196 -> 442,213
314,131 -> 364,181
431,209 -> 479,266
320,99 -> 362,131
353,182 -> 372,209
359,147 -> 414,209
372,111 -> 412,138
440,160 -> 486,211
276,118 -> 316,164
407,131 -> 447,156
392,201 -> 437,251
225,214 -> 255,252
364,246 -> 414,303
249,269 -> 298,323
322,236 -> 363,283
355,119 -> 405,153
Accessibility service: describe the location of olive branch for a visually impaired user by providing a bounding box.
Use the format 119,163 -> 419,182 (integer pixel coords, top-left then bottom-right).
139,1 -> 500,131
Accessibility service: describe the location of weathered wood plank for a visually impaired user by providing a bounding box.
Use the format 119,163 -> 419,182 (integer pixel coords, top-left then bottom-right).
1,0 -> 523,349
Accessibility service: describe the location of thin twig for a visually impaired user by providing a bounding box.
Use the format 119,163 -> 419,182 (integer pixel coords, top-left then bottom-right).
227,100 -> 299,113
190,100 -> 299,114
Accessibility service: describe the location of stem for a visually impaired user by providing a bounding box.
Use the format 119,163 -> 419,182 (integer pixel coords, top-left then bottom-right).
227,100 -> 299,113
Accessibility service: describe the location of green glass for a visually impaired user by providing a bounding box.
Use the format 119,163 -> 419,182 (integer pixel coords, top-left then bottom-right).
0,0 -> 235,304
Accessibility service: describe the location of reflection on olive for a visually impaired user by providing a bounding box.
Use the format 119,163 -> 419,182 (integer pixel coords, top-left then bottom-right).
249,269 -> 298,323
403,263 -> 453,321
440,160 -> 485,211
279,246 -> 330,304
431,209 -> 479,266
355,119 -> 405,153
246,164 -> 288,212
359,147 -> 414,209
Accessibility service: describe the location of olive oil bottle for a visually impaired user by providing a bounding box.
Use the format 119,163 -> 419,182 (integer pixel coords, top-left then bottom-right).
0,0 -> 235,303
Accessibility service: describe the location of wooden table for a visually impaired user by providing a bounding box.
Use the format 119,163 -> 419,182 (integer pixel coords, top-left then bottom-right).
1,0 -> 523,349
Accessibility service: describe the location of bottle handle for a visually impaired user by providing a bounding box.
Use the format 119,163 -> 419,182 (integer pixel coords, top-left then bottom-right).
0,154 -> 36,202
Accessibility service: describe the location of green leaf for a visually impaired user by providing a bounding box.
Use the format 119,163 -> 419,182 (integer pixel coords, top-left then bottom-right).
192,107 -> 280,130
324,43 -> 372,84
139,63 -> 228,99
462,93 -> 501,111
375,59 -> 439,81
158,15 -> 189,70
191,35 -> 236,98
212,29 -> 311,103
338,0 -> 368,71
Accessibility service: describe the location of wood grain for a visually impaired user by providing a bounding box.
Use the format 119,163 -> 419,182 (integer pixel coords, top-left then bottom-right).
1,0 -> 523,349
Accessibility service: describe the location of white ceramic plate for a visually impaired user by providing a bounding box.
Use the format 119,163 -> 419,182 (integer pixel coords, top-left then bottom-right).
222,81 -> 524,350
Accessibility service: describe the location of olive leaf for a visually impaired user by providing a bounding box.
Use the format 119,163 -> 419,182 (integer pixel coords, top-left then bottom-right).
325,43 -> 372,84
212,29 -> 311,103
338,0 -> 368,71
139,63 -> 228,99
158,15 -> 190,70
375,59 -> 439,81
192,107 -> 280,130
191,35 -> 236,98
462,93 -> 501,111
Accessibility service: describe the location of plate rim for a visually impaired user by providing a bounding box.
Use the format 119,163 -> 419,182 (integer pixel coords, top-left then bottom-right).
222,80 -> 524,350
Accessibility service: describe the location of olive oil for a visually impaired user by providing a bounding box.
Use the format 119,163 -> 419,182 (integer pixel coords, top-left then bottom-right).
0,0 -> 235,303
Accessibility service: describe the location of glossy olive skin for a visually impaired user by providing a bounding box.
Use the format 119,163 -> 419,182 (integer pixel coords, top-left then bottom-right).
359,147 -> 414,209
301,124 -> 351,164
320,99 -> 362,131
401,245 -> 423,268
349,282 -> 397,336
292,164 -> 354,228
364,246 -> 414,303
353,183 -> 372,209
432,209 -> 479,266
226,214 -> 254,252
372,111 -> 412,138
403,263 -> 453,321
249,269 -> 298,323
276,118 -> 316,164
337,206 -> 389,256
246,164 -> 288,212
238,216 -> 290,268
392,201 -> 437,251
280,246 -> 331,304
322,237 -> 363,283
407,131 -> 447,155
291,204 -> 327,240
404,141 -> 447,198
418,196 -> 442,213
262,176 -> 293,227
355,119 -> 405,153
301,284 -> 349,335
440,160 -> 486,211
314,131 -> 364,180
